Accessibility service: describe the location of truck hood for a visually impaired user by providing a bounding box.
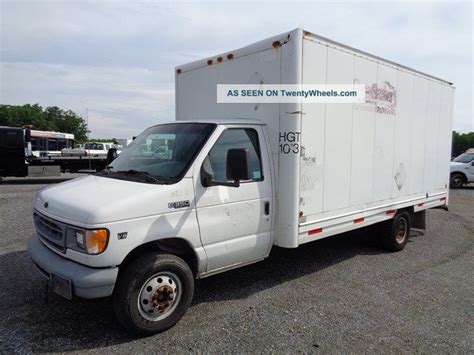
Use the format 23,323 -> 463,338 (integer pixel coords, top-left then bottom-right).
34,175 -> 195,225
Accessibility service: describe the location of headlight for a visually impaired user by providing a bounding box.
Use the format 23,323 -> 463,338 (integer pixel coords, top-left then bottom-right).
67,228 -> 109,255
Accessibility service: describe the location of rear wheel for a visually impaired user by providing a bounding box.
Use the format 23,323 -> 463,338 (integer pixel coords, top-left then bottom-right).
450,173 -> 464,189
380,211 -> 411,252
113,252 -> 194,336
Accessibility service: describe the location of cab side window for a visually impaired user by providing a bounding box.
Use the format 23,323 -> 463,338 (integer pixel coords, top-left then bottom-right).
206,128 -> 263,183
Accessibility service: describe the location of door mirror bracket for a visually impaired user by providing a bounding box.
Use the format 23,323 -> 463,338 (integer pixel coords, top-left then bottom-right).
202,175 -> 240,188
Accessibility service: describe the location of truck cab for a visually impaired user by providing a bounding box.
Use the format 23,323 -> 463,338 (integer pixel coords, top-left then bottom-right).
28,120 -> 275,334
0,126 -> 28,177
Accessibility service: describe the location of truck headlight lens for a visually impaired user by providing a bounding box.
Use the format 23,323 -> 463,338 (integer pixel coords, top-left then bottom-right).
69,228 -> 109,255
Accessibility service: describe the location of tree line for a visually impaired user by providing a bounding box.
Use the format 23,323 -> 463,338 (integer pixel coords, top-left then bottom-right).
452,131 -> 474,157
0,104 -> 89,142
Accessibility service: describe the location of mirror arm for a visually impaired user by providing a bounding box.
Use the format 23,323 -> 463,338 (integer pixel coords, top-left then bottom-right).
203,175 -> 240,188
207,180 -> 240,188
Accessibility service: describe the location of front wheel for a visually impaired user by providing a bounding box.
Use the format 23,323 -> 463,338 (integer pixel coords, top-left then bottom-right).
113,252 -> 194,336
380,211 -> 411,252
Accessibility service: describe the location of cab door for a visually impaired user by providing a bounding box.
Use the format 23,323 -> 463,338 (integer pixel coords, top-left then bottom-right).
194,125 -> 273,273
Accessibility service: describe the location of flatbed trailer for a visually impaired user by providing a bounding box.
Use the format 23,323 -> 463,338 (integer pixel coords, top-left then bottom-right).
0,126 -> 109,178
28,155 -> 109,173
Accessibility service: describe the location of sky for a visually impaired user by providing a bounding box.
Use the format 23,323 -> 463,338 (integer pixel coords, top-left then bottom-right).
0,0 -> 473,138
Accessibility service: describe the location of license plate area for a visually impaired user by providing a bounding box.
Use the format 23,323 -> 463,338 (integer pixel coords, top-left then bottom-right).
49,274 -> 72,300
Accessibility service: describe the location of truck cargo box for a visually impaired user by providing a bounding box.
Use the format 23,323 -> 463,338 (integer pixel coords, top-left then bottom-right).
176,29 -> 454,248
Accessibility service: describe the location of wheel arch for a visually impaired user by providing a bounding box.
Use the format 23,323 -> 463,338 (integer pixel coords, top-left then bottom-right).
450,171 -> 467,182
119,238 -> 199,278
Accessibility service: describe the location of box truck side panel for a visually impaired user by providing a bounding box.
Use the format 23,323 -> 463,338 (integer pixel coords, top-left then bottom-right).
425,82 -> 442,192
322,46 -> 354,211
350,55 -> 377,206
300,39 -> 328,214
436,85 -> 454,190
392,70 -> 414,198
372,63 -> 397,202
409,76 -> 430,195
299,35 -> 453,244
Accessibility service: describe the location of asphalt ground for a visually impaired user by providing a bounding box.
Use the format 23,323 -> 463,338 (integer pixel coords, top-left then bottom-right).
0,179 -> 472,353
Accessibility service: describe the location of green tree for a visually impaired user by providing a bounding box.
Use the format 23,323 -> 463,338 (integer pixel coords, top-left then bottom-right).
0,104 -> 88,141
452,131 -> 474,157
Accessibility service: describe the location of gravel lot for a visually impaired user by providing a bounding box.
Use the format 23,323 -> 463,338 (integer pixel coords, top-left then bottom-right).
0,179 -> 472,353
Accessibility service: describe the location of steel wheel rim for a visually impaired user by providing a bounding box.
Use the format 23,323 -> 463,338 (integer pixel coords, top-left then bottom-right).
138,271 -> 182,321
396,218 -> 408,243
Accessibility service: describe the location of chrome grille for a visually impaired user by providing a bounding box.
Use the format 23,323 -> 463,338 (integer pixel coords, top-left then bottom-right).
33,212 -> 66,252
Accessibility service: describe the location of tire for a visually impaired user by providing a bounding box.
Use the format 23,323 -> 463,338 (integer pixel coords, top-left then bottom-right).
113,252 -> 194,336
450,173 -> 464,189
380,211 -> 411,252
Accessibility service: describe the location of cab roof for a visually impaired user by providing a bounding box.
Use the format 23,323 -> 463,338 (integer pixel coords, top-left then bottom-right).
174,118 -> 265,125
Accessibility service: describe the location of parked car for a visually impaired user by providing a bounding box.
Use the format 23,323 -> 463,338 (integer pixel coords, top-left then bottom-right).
450,149 -> 474,188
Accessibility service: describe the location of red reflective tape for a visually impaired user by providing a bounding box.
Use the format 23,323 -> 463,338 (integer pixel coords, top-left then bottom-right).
440,197 -> 446,202
308,228 -> 323,236
386,209 -> 397,215
418,203 -> 424,207
353,217 -> 364,224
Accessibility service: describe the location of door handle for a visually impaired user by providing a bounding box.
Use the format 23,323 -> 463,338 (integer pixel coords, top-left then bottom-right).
264,201 -> 270,215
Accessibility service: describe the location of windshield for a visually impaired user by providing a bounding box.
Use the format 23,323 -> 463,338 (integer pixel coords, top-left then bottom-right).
453,153 -> 474,163
105,123 -> 216,183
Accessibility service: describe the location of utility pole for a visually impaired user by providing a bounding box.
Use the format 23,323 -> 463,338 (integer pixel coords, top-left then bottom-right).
86,108 -> 91,172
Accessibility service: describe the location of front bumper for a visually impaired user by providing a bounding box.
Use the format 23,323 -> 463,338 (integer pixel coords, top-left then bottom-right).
27,234 -> 118,298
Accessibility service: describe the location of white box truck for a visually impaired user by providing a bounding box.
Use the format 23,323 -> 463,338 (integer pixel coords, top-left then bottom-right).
28,29 -> 454,335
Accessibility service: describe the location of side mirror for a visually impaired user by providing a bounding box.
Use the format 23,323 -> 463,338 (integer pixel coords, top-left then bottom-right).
226,148 -> 250,181
201,148 -> 250,188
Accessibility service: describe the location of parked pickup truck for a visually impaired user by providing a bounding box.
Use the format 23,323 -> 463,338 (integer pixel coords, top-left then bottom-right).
450,149 -> 474,188
28,29 -> 454,335
62,142 -> 115,157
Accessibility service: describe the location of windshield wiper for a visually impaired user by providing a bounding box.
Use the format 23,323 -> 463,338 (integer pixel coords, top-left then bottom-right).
116,169 -> 161,183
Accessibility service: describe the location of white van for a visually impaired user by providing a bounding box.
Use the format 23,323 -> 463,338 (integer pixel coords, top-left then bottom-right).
28,29 -> 454,335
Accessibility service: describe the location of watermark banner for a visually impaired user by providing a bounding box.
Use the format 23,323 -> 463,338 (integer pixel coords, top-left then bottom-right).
217,84 -> 366,103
